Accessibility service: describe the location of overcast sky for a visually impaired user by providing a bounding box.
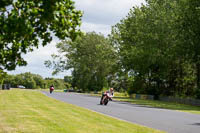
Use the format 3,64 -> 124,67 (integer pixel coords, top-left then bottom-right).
7,0 -> 145,79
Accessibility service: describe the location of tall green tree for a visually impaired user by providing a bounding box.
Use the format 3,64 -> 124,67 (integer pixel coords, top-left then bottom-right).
111,1 -> 174,96
111,0 -> 199,98
0,0 -> 82,71
177,0 -> 200,97
0,69 -> 7,85
45,32 -> 117,91
32,74 -> 44,88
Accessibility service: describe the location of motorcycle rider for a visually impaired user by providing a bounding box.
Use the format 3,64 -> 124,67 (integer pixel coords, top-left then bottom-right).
49,85 -> 54,93
101,88 -> 114,104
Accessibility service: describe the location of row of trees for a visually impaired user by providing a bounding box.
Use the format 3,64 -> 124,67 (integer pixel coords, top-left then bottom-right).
47,0 -> 200,99
111,0 -> 200,98
3,72 -> 67,89
45,32 -> 117,92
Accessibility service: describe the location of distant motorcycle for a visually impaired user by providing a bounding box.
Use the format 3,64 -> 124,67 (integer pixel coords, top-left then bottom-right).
100,93 -> 112,105
49,85 -> 54,94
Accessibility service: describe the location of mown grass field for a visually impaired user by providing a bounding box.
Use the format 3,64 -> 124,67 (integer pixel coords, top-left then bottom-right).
0,89 -> 165,133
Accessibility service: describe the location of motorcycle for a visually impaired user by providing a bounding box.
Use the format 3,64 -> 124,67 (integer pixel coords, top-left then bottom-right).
49,86 -> 54,94
100,93 -> 112,105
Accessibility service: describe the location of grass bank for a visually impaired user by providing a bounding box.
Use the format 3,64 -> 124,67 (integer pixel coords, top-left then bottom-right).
85,92 -> 200,115
0,89 -> 164,133
114,96 -> 200,114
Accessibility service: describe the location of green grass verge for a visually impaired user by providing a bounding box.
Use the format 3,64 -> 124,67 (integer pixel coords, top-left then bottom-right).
114,96 -> 200,114
84,92 -> 200,115
113,93 -> 200,115
0,90 -> 165,133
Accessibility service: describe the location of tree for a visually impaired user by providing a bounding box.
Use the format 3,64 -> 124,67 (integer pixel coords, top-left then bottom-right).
177,0 -> 200,97
0,0 -> 82,71
111,1 -> 174,96
0,69 -> 6,84
32,74 -> 44,88
64,75 -> 72,88
45,78 -> 66,90
45,32 -> 117,91
16,72 -> 37,89
3,74 -> 15,86
111,0 -> 199,98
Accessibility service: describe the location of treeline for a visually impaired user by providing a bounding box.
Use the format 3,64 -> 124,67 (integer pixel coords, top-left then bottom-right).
3,72 -> 67,89
111,0 -> 200,98
47,0 -> 200,99
45,32 -> 117,92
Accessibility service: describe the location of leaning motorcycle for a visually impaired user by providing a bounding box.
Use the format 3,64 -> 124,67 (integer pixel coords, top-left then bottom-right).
100,93 -> 112,105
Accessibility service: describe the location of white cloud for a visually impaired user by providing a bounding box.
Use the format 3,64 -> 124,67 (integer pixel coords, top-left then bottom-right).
23,39 -> 59,63
75,0 -> 146,25
8,40 -> 71,78
81,22 -> 111,36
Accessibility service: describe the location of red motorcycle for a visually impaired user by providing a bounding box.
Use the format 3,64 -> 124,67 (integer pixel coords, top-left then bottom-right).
49,86 -> 54,94
100,93 -> 112,105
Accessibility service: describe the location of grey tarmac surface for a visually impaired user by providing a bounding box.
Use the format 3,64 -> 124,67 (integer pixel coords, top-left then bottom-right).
41,91 -> 200,133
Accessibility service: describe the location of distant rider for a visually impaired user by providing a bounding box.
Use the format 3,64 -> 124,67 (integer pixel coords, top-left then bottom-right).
49,85 -> 54,93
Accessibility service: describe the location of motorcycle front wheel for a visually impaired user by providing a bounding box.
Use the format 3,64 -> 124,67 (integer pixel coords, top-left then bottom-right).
104,98 -> 108,105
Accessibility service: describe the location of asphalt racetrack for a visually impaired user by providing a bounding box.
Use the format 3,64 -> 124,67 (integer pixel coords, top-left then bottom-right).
42,91 -> 200,133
